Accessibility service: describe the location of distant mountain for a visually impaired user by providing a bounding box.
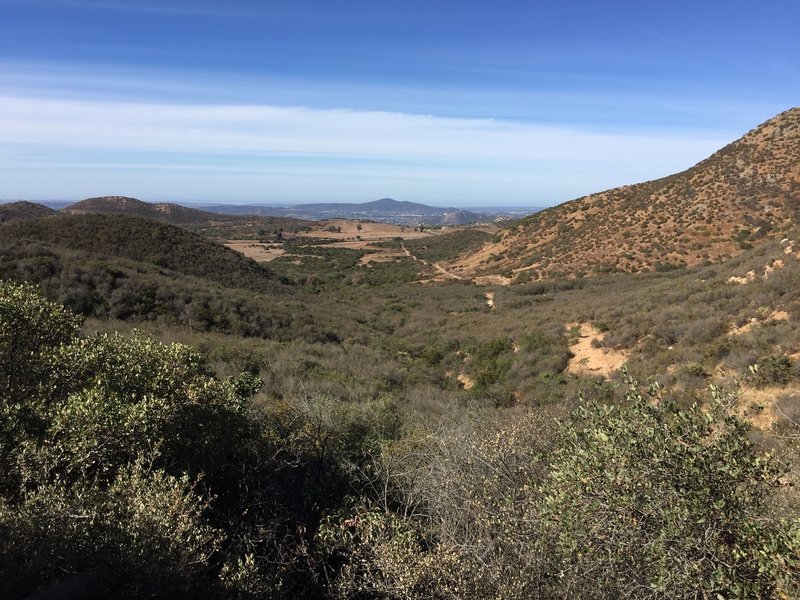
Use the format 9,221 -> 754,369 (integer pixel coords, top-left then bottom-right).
449,107 -> 800,280
200,198 -> 502,226
0,201 -> 56,223
62,196 -> 519,227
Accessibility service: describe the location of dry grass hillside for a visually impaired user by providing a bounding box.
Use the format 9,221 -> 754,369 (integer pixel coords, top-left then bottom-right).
450,108 -> 800,280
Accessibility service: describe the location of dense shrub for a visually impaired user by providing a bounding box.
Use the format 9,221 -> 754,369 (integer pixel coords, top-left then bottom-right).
752,354 -> 794,387
0,281 -> 398,598
539,377 -> 798,598
320,376 -> 800,599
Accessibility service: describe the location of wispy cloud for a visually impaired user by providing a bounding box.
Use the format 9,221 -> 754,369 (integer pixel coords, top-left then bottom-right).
0,95 -> 726,164
0,94 -> 733,203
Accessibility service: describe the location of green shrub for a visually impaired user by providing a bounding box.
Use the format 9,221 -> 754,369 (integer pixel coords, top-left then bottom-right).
0,281 -> 307,596
321,376 -> 800,599
681,361 -> 709,378
752,354 -> 794,387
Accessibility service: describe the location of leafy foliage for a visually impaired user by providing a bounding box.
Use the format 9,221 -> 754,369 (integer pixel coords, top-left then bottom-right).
319,377 -> 800,599
0,281 -> 398,598
540,376 -> 798,598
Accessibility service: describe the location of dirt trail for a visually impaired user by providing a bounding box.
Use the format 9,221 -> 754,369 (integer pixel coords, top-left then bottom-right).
401,243 -> 464,281
433,263 -> 463,280
566,322 -> 627,376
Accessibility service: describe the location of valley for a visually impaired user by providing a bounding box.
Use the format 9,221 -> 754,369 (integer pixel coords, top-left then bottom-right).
2,108 -> 800,598
223,218 -> 500,269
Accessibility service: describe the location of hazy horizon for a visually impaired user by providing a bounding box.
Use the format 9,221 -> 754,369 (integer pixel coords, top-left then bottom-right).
0,196 -> 543,212
2,1 -> 798,206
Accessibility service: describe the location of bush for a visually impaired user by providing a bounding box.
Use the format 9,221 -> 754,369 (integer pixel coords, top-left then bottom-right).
539,376 -> 798,598
0,281 -> 289,596
752,354 -> 794,387
321,376 -> 800,599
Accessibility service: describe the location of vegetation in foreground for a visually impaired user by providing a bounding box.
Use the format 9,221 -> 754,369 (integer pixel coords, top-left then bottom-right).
2,280 -> 800,598
3,206 -> 800,597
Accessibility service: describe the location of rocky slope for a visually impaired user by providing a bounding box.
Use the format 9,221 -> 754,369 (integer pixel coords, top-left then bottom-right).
450,108 -> 800,281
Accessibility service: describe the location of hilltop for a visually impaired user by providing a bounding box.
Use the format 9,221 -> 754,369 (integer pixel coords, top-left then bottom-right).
61,195 -> 311,239
0,201 -> 55,222
1,213 -> 289,294
450,108 -> 800,281
63,195 -> 219,223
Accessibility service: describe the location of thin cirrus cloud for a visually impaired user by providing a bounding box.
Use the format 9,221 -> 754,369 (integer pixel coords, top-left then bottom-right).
0,94 -> 731,205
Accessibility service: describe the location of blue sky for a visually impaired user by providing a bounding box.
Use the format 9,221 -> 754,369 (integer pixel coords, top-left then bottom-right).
1,0 -> 798,206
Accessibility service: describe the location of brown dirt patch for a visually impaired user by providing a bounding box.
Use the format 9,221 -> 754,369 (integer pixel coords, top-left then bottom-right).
474,275 -> 512,286
763,259 -> 784,279
729,309 -> 790,336
457,373 -> 475,390
727,270 -> 757,285
567,322 -> 628,376
224,240 -> 285,262
736,386 -> 800,430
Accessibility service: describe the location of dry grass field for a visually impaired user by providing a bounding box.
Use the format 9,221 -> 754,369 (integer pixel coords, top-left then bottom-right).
225,219 -> 500,266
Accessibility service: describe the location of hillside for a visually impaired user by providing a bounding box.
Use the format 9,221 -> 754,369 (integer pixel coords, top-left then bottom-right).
1,213 -> 289,294
62,195 -> 311,239
4,225 -> 800,597
450,108 -> 800,281
5,197 -> 800,598
63,195 -> 224,223
0,201 -> 56,222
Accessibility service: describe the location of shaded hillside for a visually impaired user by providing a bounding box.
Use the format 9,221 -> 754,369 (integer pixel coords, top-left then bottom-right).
63,195 -> 220,223
451,108 -> 800,280
0,201 -> 55,222
62,195 -> 311,239
1,214 -> 289,294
